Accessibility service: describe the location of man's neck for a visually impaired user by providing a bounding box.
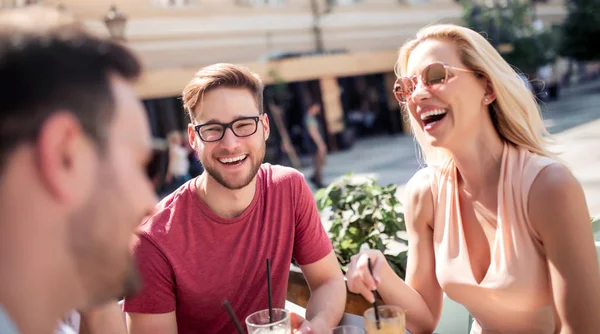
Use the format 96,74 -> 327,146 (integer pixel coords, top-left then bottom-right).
196,174 -> 258,219
0,243 -> 79,334
0,155 -> 85,334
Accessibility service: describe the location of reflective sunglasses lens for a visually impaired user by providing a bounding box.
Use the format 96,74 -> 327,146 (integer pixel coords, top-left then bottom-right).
423,63 -> 447,86
394,77 -> 415,103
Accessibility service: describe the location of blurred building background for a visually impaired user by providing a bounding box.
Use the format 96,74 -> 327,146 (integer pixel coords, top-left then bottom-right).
4,0 -> 597,185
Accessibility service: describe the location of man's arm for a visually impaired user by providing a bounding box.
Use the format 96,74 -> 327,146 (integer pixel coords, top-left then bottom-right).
122,233 -> 178,334
78,301 -> 127,334
126,312 -> 177,334
76,301 -> 178,334
290,171 -> 346,333
299,251 -> 346,332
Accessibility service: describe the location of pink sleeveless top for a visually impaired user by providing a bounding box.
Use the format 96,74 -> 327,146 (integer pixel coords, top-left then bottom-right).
431,142 -> 558,333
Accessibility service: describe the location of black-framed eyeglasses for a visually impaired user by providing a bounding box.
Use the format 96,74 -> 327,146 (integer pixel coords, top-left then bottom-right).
194,116 -> 261,142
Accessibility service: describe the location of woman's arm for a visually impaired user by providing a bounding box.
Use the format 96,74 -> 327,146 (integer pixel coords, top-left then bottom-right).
346,168 -> 443,334
529,164 -> 600,334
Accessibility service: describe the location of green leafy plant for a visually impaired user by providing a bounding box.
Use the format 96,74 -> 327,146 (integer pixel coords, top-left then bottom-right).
592,215 -> 600,237
559,0 -> 600,62
315,173 -> 409,279
460,0 -> 557,74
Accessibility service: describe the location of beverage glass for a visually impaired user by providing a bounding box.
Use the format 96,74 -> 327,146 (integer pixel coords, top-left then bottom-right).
363,305 -> 406,334
331,325 -> 365,333
246,308 -> 292,334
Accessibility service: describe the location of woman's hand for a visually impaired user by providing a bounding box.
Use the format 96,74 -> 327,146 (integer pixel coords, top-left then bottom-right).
345,249 -> 389,303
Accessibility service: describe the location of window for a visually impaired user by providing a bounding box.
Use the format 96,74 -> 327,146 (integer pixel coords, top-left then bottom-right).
327,0 -> 363,5
235,0 -> 286,6
0,0 -> 42,8
152,0 -> 199,8
403,0 -> 430,5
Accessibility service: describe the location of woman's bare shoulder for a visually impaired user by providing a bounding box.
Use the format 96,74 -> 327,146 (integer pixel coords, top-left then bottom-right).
405,167 -> 435,200
404,167 -> 436,230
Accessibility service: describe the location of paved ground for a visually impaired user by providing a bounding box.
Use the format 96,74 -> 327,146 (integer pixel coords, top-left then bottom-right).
302,79 -> 600,215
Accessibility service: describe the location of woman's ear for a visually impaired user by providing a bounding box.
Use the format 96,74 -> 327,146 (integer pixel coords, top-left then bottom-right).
483,79 -> 496,105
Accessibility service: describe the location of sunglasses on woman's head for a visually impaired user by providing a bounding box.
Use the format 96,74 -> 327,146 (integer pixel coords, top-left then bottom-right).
393,61 -> 475,104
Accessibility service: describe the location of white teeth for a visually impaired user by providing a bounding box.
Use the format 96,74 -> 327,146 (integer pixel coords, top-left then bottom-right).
420,109 -> 447,120
219,155 -> 246,164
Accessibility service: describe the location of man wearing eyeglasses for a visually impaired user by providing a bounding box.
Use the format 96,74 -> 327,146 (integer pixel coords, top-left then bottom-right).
122,63 -> 346,334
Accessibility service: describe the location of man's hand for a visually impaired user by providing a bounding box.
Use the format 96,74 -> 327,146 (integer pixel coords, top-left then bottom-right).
78,301 -> 127,334
291,312 -> 328,334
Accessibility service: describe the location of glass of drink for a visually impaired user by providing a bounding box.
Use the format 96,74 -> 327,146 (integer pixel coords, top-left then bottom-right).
246,308 -> 292,334
331,325 -> 365,333
363,305 -> 406,334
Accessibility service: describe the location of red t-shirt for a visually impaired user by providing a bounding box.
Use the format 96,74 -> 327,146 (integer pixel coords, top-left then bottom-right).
123,164 -> 333,333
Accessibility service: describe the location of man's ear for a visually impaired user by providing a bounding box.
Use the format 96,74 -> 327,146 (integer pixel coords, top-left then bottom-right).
187,123 -> 198,150
36,112 -> 96,204
261,114 -> 270,141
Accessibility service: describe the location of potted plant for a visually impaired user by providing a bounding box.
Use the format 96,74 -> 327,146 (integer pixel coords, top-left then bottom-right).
286,174 -> 409,314
315,173 -> 408,280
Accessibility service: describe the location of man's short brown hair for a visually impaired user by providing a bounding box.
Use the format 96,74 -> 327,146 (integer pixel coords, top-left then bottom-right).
0,6 -> 142,175
182,63 -> 264,121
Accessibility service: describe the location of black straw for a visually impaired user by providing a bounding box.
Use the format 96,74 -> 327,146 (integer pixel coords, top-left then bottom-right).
222,300 -> 244,334
267,258 -> 273,324
368,258 -> 381,330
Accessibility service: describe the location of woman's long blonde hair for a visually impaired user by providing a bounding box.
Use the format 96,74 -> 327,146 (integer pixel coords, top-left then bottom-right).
396,24 -> 557,167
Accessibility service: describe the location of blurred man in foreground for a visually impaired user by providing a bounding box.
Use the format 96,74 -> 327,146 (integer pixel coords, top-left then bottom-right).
0,6 -> 157,334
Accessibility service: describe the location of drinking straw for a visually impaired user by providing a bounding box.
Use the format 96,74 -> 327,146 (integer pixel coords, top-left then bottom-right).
267,258 -> 273,324
368,258 -> 381,330
222,299 -> 244,334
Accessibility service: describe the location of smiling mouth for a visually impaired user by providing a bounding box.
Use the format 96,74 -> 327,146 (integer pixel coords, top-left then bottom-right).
421,109 -> 448,127
218,155 -> 248,166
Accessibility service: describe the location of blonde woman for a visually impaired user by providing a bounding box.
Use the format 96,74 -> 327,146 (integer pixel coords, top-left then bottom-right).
345,24 -> 600,333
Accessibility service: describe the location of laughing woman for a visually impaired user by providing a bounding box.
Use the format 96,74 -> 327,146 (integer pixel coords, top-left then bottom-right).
345,24 -> 600,334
